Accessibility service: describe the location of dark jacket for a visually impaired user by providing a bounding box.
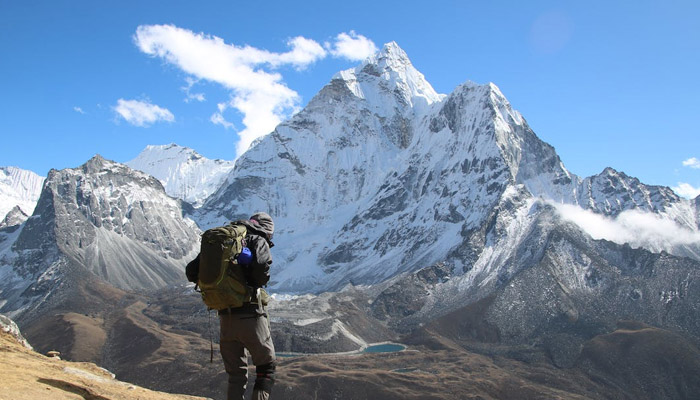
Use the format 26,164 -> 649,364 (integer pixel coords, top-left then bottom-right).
185,218 -> 274,288
238,219 -> 274,288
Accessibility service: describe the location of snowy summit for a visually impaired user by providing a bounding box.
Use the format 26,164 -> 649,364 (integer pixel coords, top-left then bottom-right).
126,144 -> 234,207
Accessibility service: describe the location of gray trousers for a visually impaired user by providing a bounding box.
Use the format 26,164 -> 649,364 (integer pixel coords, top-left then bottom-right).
219,310 -> 276,400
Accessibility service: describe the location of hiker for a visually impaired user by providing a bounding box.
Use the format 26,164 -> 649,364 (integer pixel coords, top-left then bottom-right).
186,212 -> 276,400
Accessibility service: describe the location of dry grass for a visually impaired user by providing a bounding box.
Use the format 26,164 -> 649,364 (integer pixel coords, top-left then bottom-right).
0,328 -> 207,400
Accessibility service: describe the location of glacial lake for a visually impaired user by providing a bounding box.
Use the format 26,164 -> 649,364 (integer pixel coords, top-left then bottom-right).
361,343 -> 406,353
277,343 -> 406,358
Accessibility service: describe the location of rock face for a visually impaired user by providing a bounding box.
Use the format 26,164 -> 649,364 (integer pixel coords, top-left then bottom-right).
0,155 -> 199,322
392,207 -> 700,357
0,205 -> 29,229
0,314 -> 33,349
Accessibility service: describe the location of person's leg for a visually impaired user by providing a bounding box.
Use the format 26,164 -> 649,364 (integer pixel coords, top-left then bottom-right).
239,313 -> 276,399
220,314 -> 248,400
252,361 -> 275,400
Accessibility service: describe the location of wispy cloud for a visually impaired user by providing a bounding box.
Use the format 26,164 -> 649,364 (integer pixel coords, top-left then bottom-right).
73,106 -> 86,114
672,182 -> 700,199
682,157 -> 700,169
133,24 -> 377,157
327,31 -> 378,61
114,98 -> 174,127
551,202 -> 700,254
181,77 -> 206,103
210,112 -> 235,130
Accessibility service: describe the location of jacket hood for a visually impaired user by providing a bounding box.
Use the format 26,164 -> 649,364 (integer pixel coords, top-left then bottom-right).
249,212 -> 274,236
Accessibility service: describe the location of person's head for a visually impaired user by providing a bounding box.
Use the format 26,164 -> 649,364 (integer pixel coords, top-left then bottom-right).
250,212 -> 274,239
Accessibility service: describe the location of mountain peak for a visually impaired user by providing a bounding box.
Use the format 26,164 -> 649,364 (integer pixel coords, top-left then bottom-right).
81,154 -> 123,175
374,41 -> 411,69
332,41 -> 444,109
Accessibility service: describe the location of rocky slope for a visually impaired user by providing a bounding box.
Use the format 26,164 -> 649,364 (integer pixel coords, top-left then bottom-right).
0,155 -> 200,323
0,314 -> 206,400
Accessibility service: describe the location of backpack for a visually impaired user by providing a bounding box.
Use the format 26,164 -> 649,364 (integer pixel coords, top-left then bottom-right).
197,223 -> 253,310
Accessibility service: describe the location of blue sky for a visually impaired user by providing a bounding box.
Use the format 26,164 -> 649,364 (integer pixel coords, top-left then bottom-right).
1,0 -> 699,197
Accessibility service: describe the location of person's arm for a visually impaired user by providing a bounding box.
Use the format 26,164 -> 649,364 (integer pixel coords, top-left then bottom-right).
248,236 -> 272,287
185,254 -> 200,283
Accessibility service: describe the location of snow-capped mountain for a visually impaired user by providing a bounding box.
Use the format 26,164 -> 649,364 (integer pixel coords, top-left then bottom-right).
0,166 -> 45,224
2,42 -> 699,400
0,155 -> 200,319
198,42 -> 699,293
126,144 -> 234,207
2,41 -> 697,323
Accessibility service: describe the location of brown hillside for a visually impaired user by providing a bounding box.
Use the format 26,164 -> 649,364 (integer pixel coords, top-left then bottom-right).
0,321 -> 207,400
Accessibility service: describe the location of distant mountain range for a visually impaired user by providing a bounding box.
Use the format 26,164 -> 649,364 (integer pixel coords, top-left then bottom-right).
1,42 -> 699,400
125,144 -> 234,207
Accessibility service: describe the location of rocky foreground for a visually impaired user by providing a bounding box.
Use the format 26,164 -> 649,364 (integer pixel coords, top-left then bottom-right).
0,317 -> 207,400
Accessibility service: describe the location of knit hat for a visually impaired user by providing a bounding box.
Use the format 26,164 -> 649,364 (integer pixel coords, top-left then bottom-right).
249,212 -> 274,238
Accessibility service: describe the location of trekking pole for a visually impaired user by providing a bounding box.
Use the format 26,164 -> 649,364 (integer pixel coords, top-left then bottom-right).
208,309 -> 214,363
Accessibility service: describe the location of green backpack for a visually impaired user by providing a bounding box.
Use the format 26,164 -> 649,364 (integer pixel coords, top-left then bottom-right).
197,223 -> 253,310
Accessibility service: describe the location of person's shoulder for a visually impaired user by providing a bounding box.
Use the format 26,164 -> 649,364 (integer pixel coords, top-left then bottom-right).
247,232 -> 268,245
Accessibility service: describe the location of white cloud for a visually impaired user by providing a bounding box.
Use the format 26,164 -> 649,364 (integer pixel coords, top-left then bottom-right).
134,24 -> 326,157
682,157 -> 700,169
133,25 -> 378,157
672,183 -> 700,199
181,77 -> 206,103
210,112 -> 235,130
187,92 -> 206,103
73,106 -> 86,114
274,36 -> 327,69
328,31 -> 378,61
551,202 -> 700,254
114,98 -> 174,127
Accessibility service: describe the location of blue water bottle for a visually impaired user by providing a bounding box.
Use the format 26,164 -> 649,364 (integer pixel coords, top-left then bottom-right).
238,247 -> 253,264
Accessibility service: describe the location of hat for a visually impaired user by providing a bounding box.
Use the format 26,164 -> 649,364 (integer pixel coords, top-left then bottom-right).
249,212 -> 274,238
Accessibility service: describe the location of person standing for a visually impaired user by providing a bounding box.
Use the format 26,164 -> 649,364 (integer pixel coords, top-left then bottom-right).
187,212 -> 276,400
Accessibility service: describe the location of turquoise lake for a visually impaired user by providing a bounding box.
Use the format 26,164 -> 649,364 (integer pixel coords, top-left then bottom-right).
277,343 -> 406,358
361,343 -> 406,353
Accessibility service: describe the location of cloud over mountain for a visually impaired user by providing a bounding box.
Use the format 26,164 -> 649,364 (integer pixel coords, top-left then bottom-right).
553,202 -> 700,252
327,31 -> 378,60
133,24 -> 377,157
